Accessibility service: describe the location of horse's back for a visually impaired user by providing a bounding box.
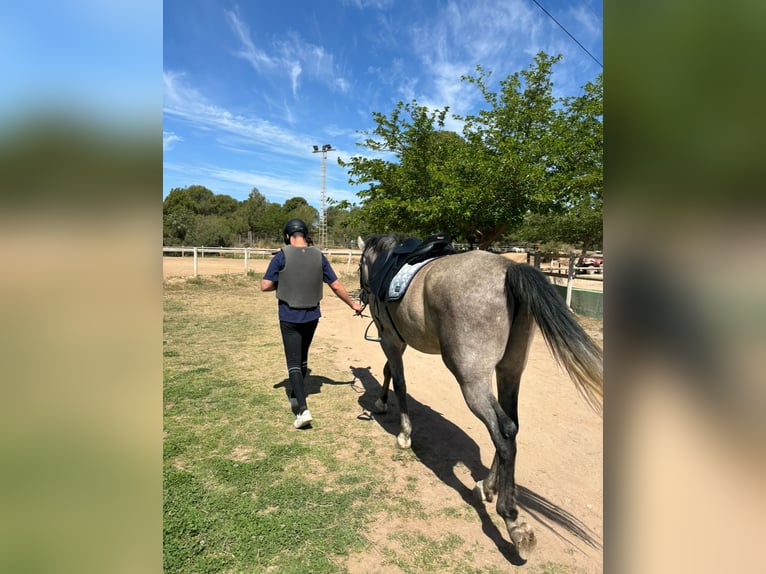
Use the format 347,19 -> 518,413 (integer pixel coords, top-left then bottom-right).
395,251 -> 514,356
423,250 -> 512,297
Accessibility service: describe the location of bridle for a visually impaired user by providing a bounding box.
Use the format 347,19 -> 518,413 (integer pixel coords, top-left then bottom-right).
356,248 -> 372,316
357,246 -> 385,342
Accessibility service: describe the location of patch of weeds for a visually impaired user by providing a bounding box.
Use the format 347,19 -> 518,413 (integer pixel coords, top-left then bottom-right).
186,276 -> 207,286
531,562 -> 573,574
163,299 -> 186,313
163,429 -> 198,459
390,448 -> 417,463
441,505 -> 475,520
164,467 -> 229,574
385,492 -> 426,518
164,368 -> 215,403
405,475 -> 418,492
385,532 -> 466,572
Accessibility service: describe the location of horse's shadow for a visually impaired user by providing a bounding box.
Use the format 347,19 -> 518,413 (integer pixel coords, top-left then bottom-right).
350,365 -> 601,563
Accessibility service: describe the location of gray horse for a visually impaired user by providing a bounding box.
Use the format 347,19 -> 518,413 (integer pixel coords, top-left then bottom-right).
357,234 -> 603,560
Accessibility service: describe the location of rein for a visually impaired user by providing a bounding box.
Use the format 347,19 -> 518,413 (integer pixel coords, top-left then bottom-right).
357,251 -> 380,340
358,245 -> 406,343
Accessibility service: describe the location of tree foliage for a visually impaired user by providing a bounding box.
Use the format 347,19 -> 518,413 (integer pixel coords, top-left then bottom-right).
340,52 -> 602,249
162,185 -> 343,247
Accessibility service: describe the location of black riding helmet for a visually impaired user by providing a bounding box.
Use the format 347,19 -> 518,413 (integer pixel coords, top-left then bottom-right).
283,218 -> 309,244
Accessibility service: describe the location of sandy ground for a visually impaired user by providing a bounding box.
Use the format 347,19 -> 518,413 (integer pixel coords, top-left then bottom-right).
321,302 -> 603,573
163,255 -> 603,572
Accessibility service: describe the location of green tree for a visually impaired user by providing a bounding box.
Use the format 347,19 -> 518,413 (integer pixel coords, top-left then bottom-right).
261,202 -> 286,242
185,185 -> 216,214
454,53 -> 564,246
326,200 -> 368,247
339,101 -> 451,237
282,197 -> 319,234
208,193 -> 239,216
340,53 -> 602,249
504,72 -> 603,252
186,214 -> 233,247
237,187 -> 269,242
163,187 -> 197,244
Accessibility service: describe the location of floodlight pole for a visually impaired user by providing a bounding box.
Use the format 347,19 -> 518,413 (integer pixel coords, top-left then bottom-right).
311,143 -> 335,250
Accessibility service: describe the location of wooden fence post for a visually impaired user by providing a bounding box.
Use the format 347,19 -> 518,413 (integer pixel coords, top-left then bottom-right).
193,247 -> 198,277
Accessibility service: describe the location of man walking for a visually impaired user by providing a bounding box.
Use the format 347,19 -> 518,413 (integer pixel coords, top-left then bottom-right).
260,219 -> 362,428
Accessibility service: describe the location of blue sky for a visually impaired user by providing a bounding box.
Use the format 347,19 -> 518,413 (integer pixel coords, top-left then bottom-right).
163,0 -> 602,210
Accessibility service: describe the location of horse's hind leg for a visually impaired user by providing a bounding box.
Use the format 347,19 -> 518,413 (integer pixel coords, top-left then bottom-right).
462,380 -> 535,559
491,309 -> 536,558
446,344 -> 536,559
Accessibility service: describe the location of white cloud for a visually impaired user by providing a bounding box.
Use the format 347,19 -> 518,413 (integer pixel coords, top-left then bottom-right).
334,77 -> 351,94
163,70 -> 311,158
163,131 -> 182,151
164,160 -> 358,207
224,12 -> 352,98
570,3 -> 602,40
225,8 -> 276,71
402,0 -> 600,114
342,0 -> 395,9
289,62 -> 302,97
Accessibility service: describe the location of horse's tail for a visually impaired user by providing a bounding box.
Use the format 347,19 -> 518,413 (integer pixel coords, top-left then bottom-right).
505,263 -> 603,414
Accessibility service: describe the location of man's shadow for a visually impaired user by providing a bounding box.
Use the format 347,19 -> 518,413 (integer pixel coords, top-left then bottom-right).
350,365 -> 601,564
273,368 -> 354,414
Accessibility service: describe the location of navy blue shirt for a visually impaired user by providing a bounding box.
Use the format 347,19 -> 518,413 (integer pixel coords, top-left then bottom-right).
264,249 -> 338,323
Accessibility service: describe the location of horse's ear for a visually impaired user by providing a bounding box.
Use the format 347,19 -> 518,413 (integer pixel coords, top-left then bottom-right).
357,236 -> 366,250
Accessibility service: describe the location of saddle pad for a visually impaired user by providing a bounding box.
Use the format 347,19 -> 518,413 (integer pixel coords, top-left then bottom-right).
387,258 -> 436,301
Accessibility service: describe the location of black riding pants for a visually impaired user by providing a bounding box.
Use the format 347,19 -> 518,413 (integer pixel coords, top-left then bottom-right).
279,319 -> 318,411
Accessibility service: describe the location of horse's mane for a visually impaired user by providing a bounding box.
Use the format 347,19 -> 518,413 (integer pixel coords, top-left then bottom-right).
363,233 -> 406,257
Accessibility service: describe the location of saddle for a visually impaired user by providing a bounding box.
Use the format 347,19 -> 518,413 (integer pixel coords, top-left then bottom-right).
368,232 -> 454,302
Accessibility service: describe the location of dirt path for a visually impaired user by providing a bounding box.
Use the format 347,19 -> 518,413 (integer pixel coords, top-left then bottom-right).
163,255 -> 603,571
316,292 -> 603,573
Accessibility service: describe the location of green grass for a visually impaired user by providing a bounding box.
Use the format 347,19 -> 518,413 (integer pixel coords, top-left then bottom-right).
164,274 -> 387,573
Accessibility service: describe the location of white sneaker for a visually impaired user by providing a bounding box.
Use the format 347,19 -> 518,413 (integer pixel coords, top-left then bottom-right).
293,409 -> 313,429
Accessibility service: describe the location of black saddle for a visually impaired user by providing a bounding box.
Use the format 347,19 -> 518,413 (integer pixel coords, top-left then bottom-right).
368,232 -> 454,302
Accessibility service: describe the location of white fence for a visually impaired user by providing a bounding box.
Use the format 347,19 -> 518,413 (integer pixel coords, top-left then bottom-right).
163,246 -> 602,316
162,246 -> 361,276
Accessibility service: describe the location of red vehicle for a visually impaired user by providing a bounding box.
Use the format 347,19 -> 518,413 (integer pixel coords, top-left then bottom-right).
577,252 -> 603,274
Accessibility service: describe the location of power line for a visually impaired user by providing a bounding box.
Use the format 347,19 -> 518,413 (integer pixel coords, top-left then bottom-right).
530,0 -> 603,68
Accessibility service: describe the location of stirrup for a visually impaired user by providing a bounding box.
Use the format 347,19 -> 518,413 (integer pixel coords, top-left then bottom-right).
364,320 -> 382,342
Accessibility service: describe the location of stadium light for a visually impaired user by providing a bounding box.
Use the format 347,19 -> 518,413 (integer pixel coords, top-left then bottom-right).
311,143 -> 336,250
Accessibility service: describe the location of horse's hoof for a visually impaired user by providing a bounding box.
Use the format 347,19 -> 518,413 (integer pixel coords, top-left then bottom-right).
509,522 -> 537,561
474,480 -> 494,503
474,481 -> 487,502
373,399 -> 388,414
396,433 -> 411,449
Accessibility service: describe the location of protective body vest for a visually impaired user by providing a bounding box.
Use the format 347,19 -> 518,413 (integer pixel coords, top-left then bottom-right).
276,245 -> 324,308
